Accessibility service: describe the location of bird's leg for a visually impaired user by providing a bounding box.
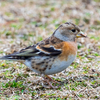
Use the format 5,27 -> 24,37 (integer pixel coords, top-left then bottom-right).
43,76 -> 57,88
42,75 -> 59,88
45,75 -> 58,83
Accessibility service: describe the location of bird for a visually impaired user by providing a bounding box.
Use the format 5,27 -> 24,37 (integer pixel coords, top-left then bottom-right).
0,22 -> 87,88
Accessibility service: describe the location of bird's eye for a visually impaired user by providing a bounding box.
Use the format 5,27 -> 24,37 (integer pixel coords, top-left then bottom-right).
71,29 -> 76,32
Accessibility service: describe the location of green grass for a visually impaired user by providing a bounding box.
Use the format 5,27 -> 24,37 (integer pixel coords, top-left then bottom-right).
2,81 -> 25,89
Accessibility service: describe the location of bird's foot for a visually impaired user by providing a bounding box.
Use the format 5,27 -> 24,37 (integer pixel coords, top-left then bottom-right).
42,75 -> 60,89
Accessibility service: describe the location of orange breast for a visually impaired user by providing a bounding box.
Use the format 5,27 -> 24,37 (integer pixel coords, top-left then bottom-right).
55,42 -> 77,61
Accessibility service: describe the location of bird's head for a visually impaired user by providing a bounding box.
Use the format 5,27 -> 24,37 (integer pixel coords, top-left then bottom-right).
53,22 -> 87,42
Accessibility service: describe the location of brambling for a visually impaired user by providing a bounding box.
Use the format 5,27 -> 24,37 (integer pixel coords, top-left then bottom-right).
0,22 -> 87,88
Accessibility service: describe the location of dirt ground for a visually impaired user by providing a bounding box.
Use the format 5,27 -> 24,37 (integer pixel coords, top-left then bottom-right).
0,0 -> 100,100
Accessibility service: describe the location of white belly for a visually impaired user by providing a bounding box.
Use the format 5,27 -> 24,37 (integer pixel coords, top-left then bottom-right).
44,55 -> 76,75
24,55 -> 76,75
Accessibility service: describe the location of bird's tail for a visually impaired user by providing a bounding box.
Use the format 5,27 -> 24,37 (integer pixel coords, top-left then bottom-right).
0,45 -> 38,61
0,52 -> 29,61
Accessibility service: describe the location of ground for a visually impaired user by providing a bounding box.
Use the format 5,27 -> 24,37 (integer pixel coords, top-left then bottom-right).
0,0 -> 100,100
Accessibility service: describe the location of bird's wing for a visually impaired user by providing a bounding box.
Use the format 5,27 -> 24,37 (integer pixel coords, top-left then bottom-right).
0,43 -> 62,60
15,43 -> 62,56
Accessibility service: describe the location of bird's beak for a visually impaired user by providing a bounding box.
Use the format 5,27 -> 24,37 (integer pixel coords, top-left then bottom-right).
76,31 -> 87,38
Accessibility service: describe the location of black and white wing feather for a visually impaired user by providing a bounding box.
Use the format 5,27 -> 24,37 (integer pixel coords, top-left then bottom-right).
0,44 -> 62,60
